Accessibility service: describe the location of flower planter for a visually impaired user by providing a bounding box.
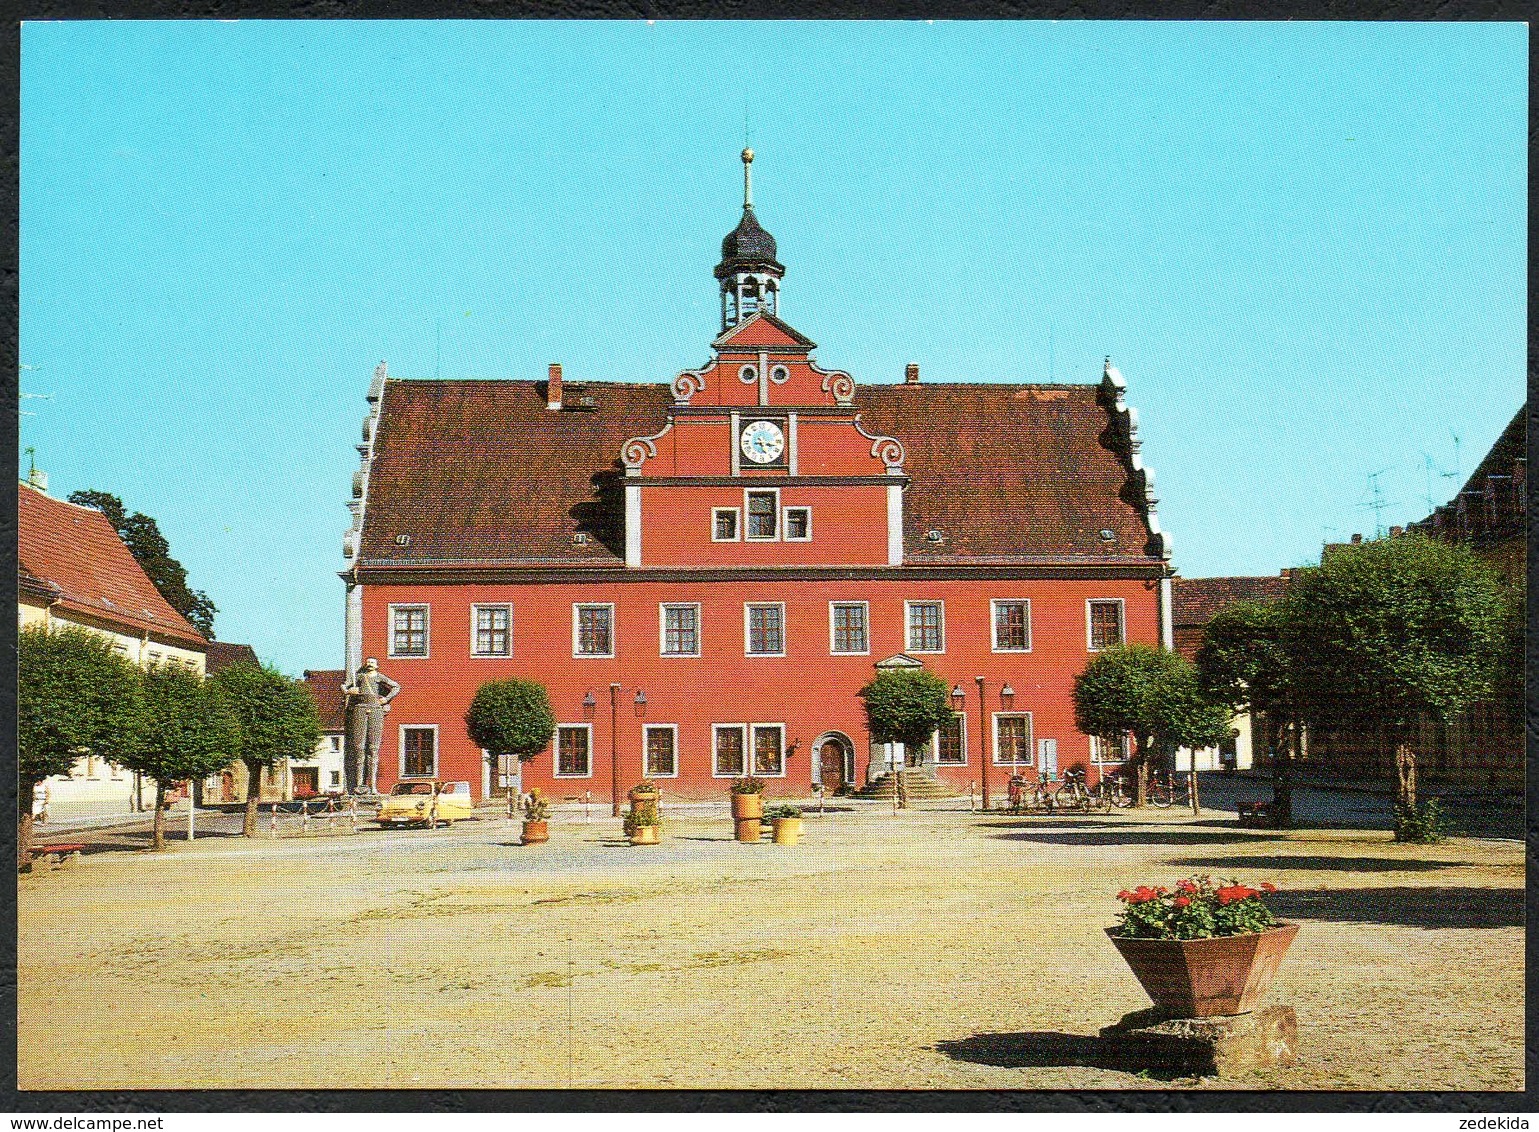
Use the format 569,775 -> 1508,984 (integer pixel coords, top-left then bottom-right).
1106,923 -> 1298,1018
771,817 -> 802,846
734,817 -> 764,842
629,825 -> 660,846
731,794 -> 764,821
520,819 -> 548,846
629,788 -> 660,807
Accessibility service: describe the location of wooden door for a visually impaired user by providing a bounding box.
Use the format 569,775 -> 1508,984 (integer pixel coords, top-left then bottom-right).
221,771 -> 235,803
819,741 -> 845,792
292,767 -> 319,798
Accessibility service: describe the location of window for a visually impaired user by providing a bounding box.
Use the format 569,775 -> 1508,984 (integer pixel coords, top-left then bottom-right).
784,507 -> 811,541
148,650 -> 162,668
329,735 -> 342,753
573,603 -> 615,658
746,490 -> 778,540
713,725 -> 747,777
994,713 -> 1034,765
1088,599 -> 1125,650
329,770 -> 342,788
712,508 -> 740,542
660,604 -> 700,657
830,602 -> 869,655
555,725 -> 592,777
937,713 -> 966,764
992,600 -> 1032,652
644,725 -> 678,777
906,601 -> 945,652
745,603 -> 785,656
752,724 -> 785,776
401,726 -> 437,777
1090,733 -> 1129,764
390,604 -> 430,657
472,604 -> 512,657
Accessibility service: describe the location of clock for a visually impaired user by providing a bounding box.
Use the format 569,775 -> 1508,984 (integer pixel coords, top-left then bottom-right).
740,419 -> 786,465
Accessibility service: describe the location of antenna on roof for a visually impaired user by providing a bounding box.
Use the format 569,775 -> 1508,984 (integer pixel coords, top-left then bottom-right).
1357,467 -> 1398,538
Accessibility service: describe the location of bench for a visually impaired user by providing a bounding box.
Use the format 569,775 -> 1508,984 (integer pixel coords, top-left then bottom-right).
37,843 -> 85,867
1236,802 -> 1274,828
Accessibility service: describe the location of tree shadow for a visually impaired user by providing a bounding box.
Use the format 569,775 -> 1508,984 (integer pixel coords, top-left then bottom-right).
1163,854 -> 1470,874
994,827 -> 1282,847
569,470 -> 626,560
1267,885 -> 1522,929
934,1031 -> 1202,1081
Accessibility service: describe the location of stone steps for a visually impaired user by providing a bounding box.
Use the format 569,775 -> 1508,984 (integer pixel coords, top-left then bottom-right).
855,772 -> 960,801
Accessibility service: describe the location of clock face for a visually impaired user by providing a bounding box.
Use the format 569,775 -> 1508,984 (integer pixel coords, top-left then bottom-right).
740,420 -> 786,464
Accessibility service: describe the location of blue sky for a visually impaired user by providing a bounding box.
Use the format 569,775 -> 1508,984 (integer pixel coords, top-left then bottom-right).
20,20 -> 1527,676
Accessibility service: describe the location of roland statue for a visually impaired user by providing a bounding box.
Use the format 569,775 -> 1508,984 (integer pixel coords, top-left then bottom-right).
341,657 -> 400,795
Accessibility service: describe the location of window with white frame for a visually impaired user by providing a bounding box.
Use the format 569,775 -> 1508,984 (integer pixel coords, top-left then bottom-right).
713,724 -> 747,777
555,725 -> 592,777
660,603 -> 700,657
752,724 -> 785,776
573,603 -> 614,657
745,603 -> 785,656
906,600 -> 945,652
644,725 -> 678,777
993,713 -> 1034,765
830,601 -> 869,654
472,604 -> 512,657
390,604 -> 430,657
1090,733 -> 1129,764
745,490 -> 779,540
784,507 -> 811,541
992,599 -> 1032,652
329,735 -> 342,753
1088,599 -> 1125,651
712,508 -> 740,542
401,726 -> 437,777
936,712 -> 967,764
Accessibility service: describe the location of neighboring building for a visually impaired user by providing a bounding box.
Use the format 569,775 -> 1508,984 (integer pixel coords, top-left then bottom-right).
299,669 -> 348,798
1170,573 -> 1294,773
18,477 -> 208,819
339,152 -> 1177,805
1410,408 -> 1524,584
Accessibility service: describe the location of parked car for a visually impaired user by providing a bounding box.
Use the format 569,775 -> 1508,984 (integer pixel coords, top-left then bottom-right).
376,780 -> 474,828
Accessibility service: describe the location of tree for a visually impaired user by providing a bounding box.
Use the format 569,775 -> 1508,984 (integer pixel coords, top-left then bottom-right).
120,666 -> 238,851
211,662 -> 322,837
68,489 -> 218,637
1282,533 -> 1508,825
465,680 -> 557,781
17,626 -> 142,870
1073,644 -> 1232,806
858,670 -> 955,809
1197,600 -> 1297,825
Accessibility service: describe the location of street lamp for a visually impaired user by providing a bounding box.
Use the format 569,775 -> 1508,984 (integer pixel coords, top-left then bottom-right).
607,684 -> 648,816
974,676 -> 989,811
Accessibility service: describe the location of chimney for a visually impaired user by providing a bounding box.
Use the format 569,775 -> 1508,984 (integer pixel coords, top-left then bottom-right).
1389,525 -> 1404,537
547,363 -> 563,411
904,363 -> 920,385
26,466 -> 47,493
1350,533 -> 1363,545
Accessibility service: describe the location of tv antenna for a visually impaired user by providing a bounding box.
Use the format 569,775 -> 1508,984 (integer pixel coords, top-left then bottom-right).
19,363 -> 52,417
1357,467 -> 1398,538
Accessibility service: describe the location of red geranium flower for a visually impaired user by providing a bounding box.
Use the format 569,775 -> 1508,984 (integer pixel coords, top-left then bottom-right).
1172,895 -> 1191,909
1260,882 -> 1277,893
1215,884 -> 1257,906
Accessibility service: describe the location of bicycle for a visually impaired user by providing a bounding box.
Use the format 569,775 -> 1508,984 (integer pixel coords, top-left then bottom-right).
1090,775 -> 1132,810
1050,769 -> 1093,813
1148,774 -> 1176,809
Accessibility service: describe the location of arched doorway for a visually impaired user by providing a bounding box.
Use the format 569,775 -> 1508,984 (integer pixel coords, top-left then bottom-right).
812,732 -> 854,793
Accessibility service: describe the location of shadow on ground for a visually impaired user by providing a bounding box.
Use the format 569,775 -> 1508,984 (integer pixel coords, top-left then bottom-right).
992,823 -> 1281,847
1162,854 -> 1470,874
934,1031 -> 1201,1081
1267,885 -> 1522,929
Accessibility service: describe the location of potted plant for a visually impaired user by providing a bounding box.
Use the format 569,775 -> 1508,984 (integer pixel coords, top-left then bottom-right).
1106,875 -> 1297,1018
520,788 -> 551,846
623,800 -> 661,845
729,777 -> 765,819
768,804 -> 803,846
628,779 -> 661,806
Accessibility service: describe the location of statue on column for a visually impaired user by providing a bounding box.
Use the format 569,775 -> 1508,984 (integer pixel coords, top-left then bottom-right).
342,658 -> 400,795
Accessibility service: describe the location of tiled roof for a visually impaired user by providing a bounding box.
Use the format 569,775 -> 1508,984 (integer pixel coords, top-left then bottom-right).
358,378 -> 1162,568
18,483 -> 207,648
302,669 -> 347,732
1171,575 -> 1290,628
206,640 -> 260,673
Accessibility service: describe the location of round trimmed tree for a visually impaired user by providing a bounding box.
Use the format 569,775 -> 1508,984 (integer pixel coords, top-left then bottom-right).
465,680 -> 556,786
211,661 -> 322,836
858,670 -> 955,808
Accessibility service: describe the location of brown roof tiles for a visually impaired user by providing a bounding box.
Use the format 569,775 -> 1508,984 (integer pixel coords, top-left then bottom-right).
302,669 -> 347,732
1171,575 -> 1291,628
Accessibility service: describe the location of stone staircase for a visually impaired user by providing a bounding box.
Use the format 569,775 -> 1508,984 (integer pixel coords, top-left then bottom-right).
854,770 -> 960,803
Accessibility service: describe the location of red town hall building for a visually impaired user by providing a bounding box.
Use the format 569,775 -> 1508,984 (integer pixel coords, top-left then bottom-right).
341,151 -> 1175,805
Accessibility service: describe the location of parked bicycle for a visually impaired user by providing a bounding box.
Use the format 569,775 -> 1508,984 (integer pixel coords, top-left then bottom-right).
1089,774 -> 1132,810
1050,768 -> 1094,813
1147,773 -> 1177,809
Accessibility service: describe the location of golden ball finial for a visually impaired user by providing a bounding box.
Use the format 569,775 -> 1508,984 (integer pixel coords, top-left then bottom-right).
742,147 -> 754,164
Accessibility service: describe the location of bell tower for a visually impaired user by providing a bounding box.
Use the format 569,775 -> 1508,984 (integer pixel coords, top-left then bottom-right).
714,148 -> 785,331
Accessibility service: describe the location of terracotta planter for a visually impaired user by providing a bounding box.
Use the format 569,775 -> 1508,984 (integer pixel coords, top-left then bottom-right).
629,788 -> 660,807
629,825 -> 659,846
731,793 -> 764,820
520,820 -> 548,845
734,817 -> 764,842
771,817 -> 802,845
1106,923 -> 1298,1018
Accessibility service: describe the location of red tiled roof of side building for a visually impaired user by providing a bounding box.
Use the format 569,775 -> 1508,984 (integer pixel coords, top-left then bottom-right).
357,379 -> 1162,566
302,669 -> 347,732
1171,574 -> 1291,629
18,482 -> 207,648
205,641 -> 260,673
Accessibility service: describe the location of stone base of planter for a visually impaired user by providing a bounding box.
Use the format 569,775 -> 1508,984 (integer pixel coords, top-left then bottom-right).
1099,1005 -> 1298,1077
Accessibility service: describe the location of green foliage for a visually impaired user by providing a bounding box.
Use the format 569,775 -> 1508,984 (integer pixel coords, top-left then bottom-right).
123,665 -> 238,789
1393,798 -> 1455,843
1073,645 -> 1232,760
623,801 -> 661,836
768,804 -> 803,820
464,679 -> 555,761
1112,876 -> 1280,940
211,662 -> 321,771
730,777 -> 766,795
68,489 -> 217,637
18,626 -> 143,786
1197,600 -> 1292,718
522,788 -> 552,822
1283,534 -> 1508,733
858,669 -> 956,750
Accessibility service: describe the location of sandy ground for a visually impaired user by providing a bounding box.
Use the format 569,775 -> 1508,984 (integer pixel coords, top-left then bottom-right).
17,803 -> 1524,1091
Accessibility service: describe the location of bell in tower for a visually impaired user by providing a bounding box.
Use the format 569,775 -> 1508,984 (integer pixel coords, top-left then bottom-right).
714,148 -> 785,331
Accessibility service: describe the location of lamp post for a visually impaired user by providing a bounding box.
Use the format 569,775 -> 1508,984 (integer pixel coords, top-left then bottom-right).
606,683 -> 648,817
974,675 -> 989,811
